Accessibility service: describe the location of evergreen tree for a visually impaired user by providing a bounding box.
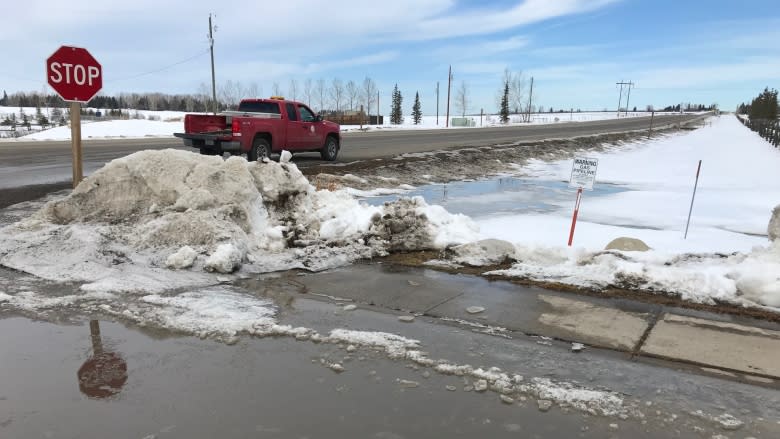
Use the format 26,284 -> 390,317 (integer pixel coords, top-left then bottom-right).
412,91 -> 422,125
0,90 -> 7,106
390,84 -> 403,125
500,80 -> 510,124
36,105 -> 49,128
51,107 -> 63,126
748,87 -> 778,120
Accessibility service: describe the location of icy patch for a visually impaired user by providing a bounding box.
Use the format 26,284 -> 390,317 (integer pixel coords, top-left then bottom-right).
328,329 -> 420,359
134,289 -> 276,340
531,377 -> 625,417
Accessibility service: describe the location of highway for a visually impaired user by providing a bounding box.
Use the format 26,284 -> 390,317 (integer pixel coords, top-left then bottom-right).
0,113 -> 701,205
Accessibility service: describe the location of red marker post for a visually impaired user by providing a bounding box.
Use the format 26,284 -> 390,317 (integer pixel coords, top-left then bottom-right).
567,157 -> 599,246
568,187 -> 584,246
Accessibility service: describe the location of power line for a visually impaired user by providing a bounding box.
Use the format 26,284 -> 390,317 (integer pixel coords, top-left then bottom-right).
112,48 -> 210,82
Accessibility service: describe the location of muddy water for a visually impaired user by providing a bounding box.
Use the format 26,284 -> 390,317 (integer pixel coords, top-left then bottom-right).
362,176 -> 626,217
0,316 -> 659,439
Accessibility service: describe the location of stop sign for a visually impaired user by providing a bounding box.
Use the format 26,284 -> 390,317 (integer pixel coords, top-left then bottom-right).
46,46 -> 102,103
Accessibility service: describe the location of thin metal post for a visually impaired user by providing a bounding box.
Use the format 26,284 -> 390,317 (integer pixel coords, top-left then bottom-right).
684,160 -> 702,239
445,66 -> 452,128
70,102 -> 82,188
209,14 -> 218,114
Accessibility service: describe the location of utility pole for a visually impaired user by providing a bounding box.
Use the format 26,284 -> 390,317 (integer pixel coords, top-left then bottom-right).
436,81 -> 439,126
208,14 -> 218,114
616,80 -> 632,118
445,66 -> 452,128
624,81 -> 634,116
526,76 -> 534,123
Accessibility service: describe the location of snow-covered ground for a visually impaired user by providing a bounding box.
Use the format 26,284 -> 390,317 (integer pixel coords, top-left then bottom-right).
18,119 -> 184,140
450,116 -> 779,308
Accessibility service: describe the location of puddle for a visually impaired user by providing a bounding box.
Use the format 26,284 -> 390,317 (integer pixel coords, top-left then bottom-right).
361,176 -> 628,217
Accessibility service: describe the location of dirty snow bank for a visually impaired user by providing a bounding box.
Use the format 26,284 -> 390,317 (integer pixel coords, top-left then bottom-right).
0,149 -> 478,293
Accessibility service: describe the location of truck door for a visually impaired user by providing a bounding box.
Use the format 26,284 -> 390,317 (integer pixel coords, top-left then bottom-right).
284,102 -> 308,150
297,104 -> 322,148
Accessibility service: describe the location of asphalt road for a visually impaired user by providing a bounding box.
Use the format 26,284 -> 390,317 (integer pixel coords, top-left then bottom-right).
0,113 -> 701,196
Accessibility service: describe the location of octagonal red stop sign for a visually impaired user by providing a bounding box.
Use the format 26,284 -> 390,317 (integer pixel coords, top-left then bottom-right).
46,46 -> 102,103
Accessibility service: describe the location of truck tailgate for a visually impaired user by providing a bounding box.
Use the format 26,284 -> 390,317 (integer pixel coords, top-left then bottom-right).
184,114 -> 228,134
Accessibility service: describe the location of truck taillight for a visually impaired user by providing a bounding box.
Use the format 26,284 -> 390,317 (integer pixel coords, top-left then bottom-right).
232,119 -> 241,136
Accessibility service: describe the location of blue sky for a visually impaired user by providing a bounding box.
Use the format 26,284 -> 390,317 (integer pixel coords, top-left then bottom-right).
1,0 -> 778,114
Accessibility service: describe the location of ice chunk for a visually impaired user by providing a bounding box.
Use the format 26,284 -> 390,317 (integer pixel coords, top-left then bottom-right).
205,243 -> 243,273
166,246 -> 198,269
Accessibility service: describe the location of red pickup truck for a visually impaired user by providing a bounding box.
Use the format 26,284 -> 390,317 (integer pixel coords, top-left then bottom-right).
174,97 -> 341,161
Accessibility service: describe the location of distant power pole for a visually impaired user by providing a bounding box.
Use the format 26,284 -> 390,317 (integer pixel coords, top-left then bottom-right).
208,14 -> 218,114
445,66 -> 452,128
526,76 -> 534,123
616,80 -> 632,118
624,81 -> 635,116
436,81 -> 440,125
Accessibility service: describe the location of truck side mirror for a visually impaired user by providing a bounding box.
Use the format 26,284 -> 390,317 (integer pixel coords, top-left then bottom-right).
315,115 -> 322,122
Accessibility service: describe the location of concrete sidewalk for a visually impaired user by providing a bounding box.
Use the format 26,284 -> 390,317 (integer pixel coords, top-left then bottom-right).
288,264 -> 780,382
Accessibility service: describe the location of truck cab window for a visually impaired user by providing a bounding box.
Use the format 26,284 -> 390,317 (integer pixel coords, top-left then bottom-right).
286,103 -> 298,121
299,105 -> 315,122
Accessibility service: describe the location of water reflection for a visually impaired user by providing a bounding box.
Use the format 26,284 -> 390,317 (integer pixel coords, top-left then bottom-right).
360,176 -> 627,218
76,320 -> 128,399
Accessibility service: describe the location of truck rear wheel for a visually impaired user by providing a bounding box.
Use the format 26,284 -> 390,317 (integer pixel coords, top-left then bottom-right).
320,136 -> 339,161
248,138 -> 271,161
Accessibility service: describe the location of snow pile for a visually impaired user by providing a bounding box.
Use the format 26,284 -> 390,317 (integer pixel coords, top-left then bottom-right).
770,205 -> 780,242
0,149 -> 478,293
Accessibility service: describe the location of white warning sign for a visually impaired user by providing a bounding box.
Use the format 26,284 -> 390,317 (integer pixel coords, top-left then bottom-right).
569,157 -> 599,190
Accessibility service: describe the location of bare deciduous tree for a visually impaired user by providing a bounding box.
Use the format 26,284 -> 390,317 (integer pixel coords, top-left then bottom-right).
455,81 -> 469,117
303,79 -> 313,107
361,77 -> 377,117
288,79 -> 298,101
345,80 -> 358,111
272,82 -> 282,97
315,79 -> 326,111
510,71 -> 526,115
247,82 -> 260,98
329,78 -> 345,113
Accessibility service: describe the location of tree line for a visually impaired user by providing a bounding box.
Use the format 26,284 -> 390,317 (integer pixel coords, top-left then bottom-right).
737,87 -> 779,120
3,68 -> 542,127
